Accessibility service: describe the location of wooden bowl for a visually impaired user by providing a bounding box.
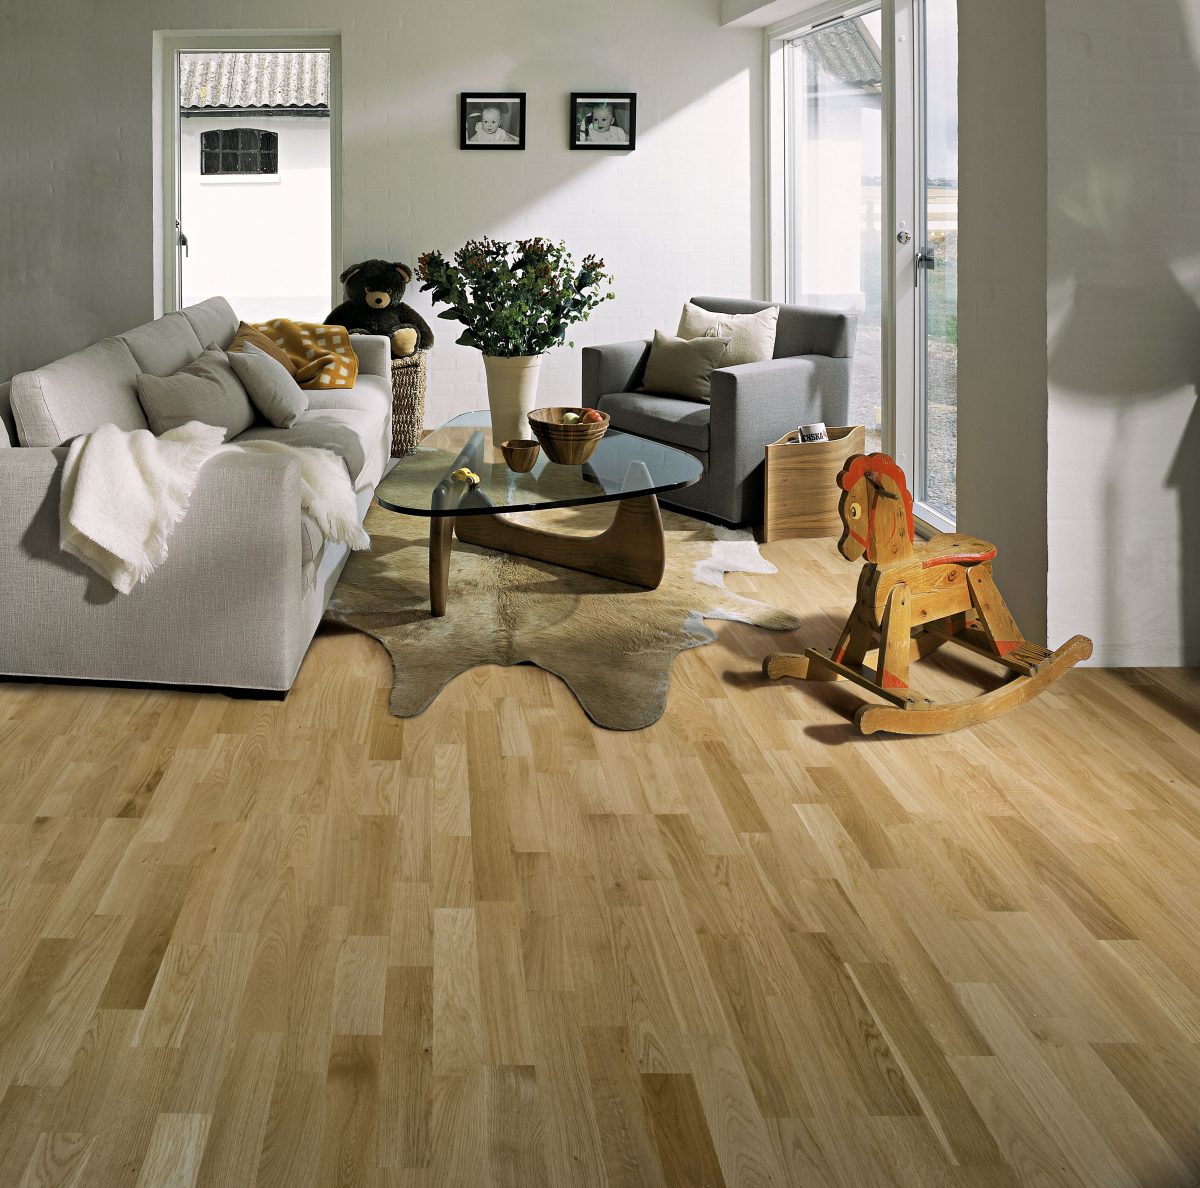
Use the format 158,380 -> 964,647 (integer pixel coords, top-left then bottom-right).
499,438 -> 541,473
527,407 -> 610,465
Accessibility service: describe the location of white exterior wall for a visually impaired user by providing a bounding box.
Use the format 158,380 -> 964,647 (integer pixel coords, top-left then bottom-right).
1045,0 -> 1200,666
0,0 -> 762,432
179,113 -> 332,323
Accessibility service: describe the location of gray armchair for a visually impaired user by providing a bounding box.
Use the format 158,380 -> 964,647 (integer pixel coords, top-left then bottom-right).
582,296 -> 857,525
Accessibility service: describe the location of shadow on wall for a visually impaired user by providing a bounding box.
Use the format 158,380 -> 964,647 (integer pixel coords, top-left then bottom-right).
1046,0 -> 1200,665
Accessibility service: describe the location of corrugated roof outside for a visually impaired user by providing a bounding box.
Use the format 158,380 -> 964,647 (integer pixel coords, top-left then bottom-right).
179,51 -> 330,112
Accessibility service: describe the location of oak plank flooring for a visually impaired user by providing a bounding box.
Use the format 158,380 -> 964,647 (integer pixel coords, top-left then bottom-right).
0,536 -> 1198,1185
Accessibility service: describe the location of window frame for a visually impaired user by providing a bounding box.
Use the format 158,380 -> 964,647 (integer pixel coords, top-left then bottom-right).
199,127 -> 280,177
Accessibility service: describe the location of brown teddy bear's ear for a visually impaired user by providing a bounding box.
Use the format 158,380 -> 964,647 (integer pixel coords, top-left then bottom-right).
394,263 -> 413,285
339,263 -> 364,284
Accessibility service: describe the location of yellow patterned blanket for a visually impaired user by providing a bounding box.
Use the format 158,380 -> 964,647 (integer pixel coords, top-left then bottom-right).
252,319 -> 359,390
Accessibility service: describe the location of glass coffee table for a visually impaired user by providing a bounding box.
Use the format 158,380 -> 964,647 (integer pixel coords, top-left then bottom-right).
375,411 -> 703,616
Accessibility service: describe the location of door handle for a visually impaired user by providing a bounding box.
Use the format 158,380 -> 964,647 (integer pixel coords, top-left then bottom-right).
176,221 -> 189,258
917,248 -> 936,270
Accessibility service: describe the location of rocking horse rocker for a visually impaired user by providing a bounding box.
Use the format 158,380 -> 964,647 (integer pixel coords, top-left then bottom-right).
763,453 -> 1092,735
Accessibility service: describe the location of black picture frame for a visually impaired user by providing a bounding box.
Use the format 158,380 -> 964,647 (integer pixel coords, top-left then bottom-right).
570,93 -> 636,151
460,92 -> 526,150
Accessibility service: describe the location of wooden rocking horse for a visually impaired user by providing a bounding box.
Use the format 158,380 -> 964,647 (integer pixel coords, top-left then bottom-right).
763,453 -> 1091,735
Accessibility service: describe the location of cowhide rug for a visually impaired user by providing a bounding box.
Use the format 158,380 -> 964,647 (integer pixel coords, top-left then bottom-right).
324,502 -> 801,730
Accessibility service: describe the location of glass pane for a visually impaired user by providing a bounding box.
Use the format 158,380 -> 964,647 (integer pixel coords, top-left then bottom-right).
375,413 -> 704,516
789,12 -> 883,451
921,0 -> 958,519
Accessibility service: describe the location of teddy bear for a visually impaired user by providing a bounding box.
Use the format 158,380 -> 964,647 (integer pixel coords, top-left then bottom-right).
326,259 -> 434,358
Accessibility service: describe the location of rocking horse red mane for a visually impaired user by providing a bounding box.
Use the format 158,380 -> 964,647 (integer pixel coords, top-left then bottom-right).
764,452 -> 1092,735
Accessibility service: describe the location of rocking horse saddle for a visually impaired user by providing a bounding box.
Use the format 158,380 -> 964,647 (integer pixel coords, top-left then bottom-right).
863,533 -> 1000,630
912,534 -> 997,568
763,452 -> 1092,736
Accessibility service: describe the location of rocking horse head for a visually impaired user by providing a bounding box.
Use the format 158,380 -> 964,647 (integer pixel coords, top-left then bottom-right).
836,453 -> 915,565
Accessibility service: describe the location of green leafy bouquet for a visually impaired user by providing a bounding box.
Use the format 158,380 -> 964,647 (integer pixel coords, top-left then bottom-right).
416,237 -> 614,357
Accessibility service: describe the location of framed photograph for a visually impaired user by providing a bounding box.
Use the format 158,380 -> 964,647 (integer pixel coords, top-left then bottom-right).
571,93 -> 636,151
460,92 -> 525,150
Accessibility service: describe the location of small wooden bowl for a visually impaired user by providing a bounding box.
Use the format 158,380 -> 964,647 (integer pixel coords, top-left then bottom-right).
527,407 -> 610,465
499,438 -> 541,472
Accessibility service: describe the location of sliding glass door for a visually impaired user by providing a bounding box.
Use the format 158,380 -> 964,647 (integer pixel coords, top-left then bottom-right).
917,0 -> 958,524
782,0 -> 958,529
786,9 -> 884,452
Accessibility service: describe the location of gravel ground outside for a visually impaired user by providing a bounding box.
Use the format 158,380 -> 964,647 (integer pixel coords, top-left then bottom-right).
847,320 -> 958,520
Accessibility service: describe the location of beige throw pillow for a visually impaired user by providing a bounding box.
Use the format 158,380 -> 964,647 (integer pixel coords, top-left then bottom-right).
640,330 -> 731,403
676,301 -> 779,368
135,345 -> 256,440
228,341 -> 309,428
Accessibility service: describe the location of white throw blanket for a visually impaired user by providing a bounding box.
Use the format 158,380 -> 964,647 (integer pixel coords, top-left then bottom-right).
60,421 -> 369,594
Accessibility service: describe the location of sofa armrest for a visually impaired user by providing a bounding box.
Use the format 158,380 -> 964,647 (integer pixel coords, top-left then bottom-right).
350,334 -> 391,382
707,354 -> 853,523
581,340 -> 652,408
0,447 -> 309,690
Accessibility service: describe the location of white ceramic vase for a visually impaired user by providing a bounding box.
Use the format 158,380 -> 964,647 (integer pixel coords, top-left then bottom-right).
483,354 -> 543,443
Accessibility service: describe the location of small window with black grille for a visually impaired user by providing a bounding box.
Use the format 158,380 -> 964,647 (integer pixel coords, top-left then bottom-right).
200,128 -> 279,175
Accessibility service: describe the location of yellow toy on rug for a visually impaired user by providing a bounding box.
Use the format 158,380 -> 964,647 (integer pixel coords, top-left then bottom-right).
252,319 -> 359,390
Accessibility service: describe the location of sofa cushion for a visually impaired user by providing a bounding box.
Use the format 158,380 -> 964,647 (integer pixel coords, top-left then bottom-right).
234,405 -> 379,486
228,342 -> 308,428
597,390 -> 711,453
304,372 -> 390,421
119,312 -> 204,377
135,345 -> 256,440
229,321 -> 297,376
182,297 -> 239,352
11,336 -> 147,446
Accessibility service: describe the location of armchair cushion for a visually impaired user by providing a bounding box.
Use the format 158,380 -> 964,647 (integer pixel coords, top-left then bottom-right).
640,330 -> 730,402
677,301 -> 778,367
596,391 -> 710,452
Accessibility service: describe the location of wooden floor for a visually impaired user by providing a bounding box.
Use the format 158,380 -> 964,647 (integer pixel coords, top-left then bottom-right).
1,536 -> 1199,1188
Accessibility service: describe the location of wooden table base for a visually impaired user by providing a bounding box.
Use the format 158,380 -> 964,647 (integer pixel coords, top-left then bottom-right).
429,516 -> 454,616
426,494 -> 666,616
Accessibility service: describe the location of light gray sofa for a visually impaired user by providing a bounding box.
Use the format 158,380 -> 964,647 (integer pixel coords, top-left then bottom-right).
582,296 -> 857,525
0,297 -> 391,693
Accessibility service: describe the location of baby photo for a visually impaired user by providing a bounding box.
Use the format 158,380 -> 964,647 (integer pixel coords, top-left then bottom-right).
460,93 -> 525,150
571,93 -> 637,150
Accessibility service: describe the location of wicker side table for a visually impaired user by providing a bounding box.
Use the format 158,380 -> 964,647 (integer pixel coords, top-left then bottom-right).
389,352 -> 428,457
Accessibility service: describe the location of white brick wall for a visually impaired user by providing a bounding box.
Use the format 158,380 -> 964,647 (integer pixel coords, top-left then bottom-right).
0,0 -> 762,428
1046,0 -> 1200,665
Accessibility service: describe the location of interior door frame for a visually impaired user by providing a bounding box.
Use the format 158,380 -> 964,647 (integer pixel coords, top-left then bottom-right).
155,30 -> 342,318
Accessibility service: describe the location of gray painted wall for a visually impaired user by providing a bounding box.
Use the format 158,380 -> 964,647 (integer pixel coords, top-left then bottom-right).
956,0 -> 1049,643
0,0 -> 763,428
